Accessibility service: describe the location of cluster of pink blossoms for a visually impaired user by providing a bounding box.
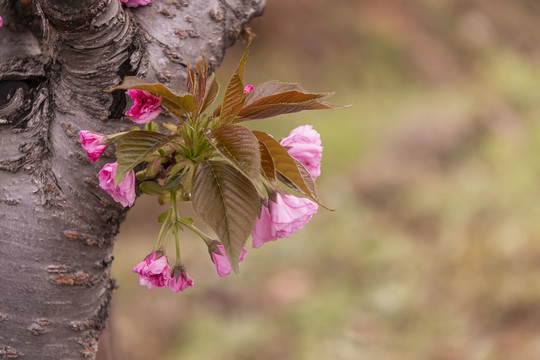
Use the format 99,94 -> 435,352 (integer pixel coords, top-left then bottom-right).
78,89 -> 161,208
79,86 -> 323,292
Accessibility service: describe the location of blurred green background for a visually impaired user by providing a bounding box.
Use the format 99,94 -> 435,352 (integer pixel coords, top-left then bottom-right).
105,0 -> 540,359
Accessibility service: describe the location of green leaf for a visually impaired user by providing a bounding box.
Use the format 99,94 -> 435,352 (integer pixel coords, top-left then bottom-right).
158,194 -> 171,205
115,131 -> 172,185
162,174 -> 183,191
145,122 -> 160,132
106,77 -> 195,118
145,158 -> 162,179
206,125 -> 261,179
191,161 -> 260,273
158,209 -> 170,223
251,130 -> 322,206
179,217 -> 194,226
166,162 -> 186,178
236,80 -> 337,121
220,44 -> 250,120
140,181 -> 167,196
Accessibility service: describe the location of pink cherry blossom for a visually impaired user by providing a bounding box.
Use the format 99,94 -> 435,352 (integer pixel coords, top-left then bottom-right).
125,89 -> 162,124
132,252 -> 171,290
79,130 -> 108,163
243,84 -> 254,93
211,244 -> 247,277
169,267 -> 195,293
98,162 -> 136,207
121,0 -> 151,8
280,125 -> 323,180
252,193 -> 318,248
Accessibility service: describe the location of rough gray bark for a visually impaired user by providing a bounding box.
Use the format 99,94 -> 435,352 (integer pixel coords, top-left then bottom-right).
0,0 -> 264,358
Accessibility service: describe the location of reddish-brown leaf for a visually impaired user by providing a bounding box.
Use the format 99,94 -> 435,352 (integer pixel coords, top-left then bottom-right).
206,125 -> 261,179
251,130 -> 321,204
191,161 -> 260,273
220,44 -> 250,120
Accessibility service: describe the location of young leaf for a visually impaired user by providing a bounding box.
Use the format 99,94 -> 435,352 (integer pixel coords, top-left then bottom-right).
276,158 -> 315,198
235,80 -> 336,121
145,158 -> 162,179
258,138 -> 277,182
196,56 -> 208,109
206,125 -> 261,179
191,161 -> 260,273
245,80 -> 327,101
158,209 -> 171,223
238,100 -> 334,121
186,66 -> 196,96
158,193 -> 171,205
251,130 -> 321,205
106,77 -> 195,118
201,75 -> 219,114
162,174 -> 183,191
115,131 -> 172,185
140,181 -> 168,196
220,44 -> 250,120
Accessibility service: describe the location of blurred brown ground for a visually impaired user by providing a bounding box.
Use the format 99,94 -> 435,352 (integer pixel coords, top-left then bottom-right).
99,1 -> 540,359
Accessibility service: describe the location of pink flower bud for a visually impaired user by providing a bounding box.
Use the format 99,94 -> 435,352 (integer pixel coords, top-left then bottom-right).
79,130 -> 108,163
252,193 -> 318,248
98,162 -> 136,207
0,16 -> 3,28
169,267 -> 195,293
132,252 -> 171,290
243,84 -> 254,93
211,244 -> 247,277
121,0 -> 151,8
125,89 -> 162,124
280,125 -> 323,180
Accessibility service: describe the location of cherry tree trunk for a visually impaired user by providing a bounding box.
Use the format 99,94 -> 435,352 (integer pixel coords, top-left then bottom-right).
0,0 -> 264,358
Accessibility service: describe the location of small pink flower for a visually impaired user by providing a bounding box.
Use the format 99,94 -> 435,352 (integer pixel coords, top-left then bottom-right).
252,193 -> 318,248
79,130 -> 108,163
0,16 -> 3,28
243,84 -> 254,93
132,252 -> 171,290
211,244 -> 247,277
98,162 -> 136,207
169,267 -> 195,293
125,89 -> 162,124
280,125 -> 323,180
121,0 -> 151,8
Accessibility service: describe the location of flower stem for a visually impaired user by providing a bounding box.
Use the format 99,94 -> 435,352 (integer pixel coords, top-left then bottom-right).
173,224 -> 181,266
178,218 -> 214,246
170,191 -> 183,266
154,209 -> 172,251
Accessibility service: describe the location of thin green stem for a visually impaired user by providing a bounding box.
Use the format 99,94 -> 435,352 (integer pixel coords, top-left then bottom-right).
154,209 -> 172,251
171,191 -> 179,219
178,218 -> 213,244
173,225 -> 181,266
